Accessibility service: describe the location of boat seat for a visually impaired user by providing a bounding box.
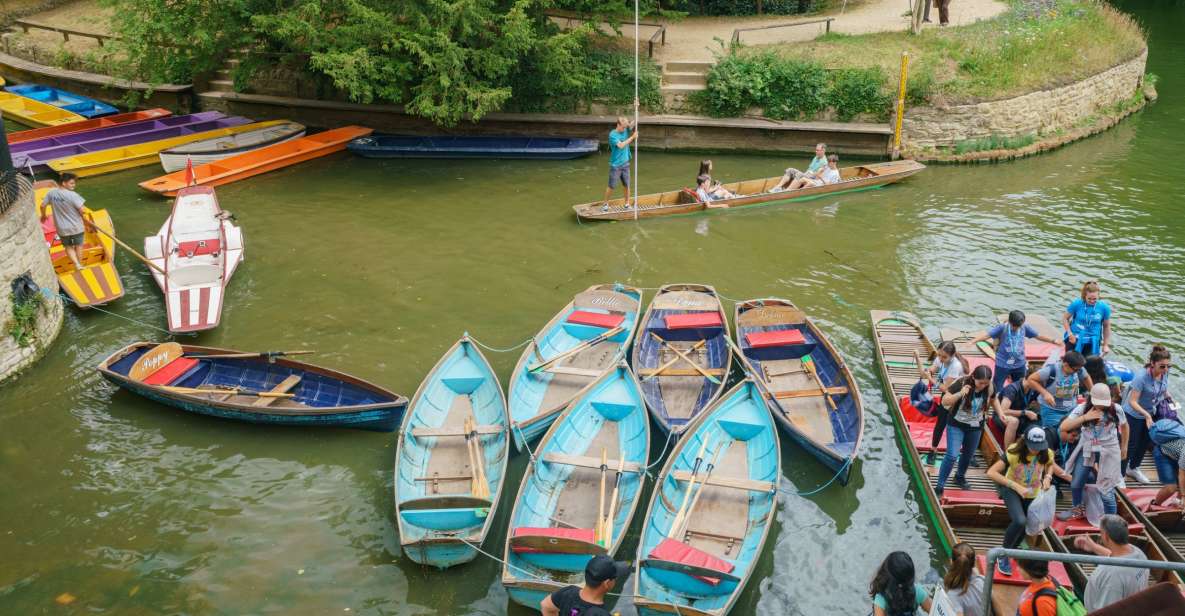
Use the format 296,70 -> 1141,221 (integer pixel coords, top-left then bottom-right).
176,238 -> 221,257
411,424 -> 502,438
637,367 -> 727,378
772,386 -> 848,400
745,329 -> 806,349
543,365 -> 604,378
908,422 -> 946,453
648,538 -> 734,585
669,470 -> 775,492
978,555 -> 1073,587
542,452 -> 642,473
1125,488 -> 1179,513
1051,516 -> 1144,537
251,374 -> 301,408
141,357 -> 200,386
940,489 -> 1003,507
665,312 -> 723,330
566,310 -> 624,329
681,188 -> 702,204
510,526 -> 595,553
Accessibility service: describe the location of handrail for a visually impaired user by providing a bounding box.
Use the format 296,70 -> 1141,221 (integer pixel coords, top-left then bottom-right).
544,11 -> 666,58
13,19 -> 116,46
981,546 -> 1185,616
731,17 -> 834,45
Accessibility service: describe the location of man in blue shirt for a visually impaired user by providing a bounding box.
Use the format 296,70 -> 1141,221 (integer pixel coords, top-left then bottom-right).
971,310 -> 1063,392
1027,350 -> 1092,462
602,115 -> 638,209
772,142 -> 827,191
1062,281 -> 1112,356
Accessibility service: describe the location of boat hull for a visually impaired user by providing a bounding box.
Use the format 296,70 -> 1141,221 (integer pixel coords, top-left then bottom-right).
11,112 -> 228,171
7,109 -> 172,145
347,135 -> 599,159
6,84 -> 118,118
36,180 -> 124,308
47,118 -> 259,177
158,122 -> 306,172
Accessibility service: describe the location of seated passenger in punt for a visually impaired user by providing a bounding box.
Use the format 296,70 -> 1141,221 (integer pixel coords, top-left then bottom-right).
771,142 -> 827,191
695,174 -> 734,207
696,159 -> 736,200
785,153 -> 842,190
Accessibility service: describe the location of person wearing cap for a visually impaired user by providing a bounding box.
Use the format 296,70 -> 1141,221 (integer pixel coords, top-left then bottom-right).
1057,383 -> 1129,521
986,425 -> 1072,577
540,554 -> 628,616
1027,350 -> 1093,462
1073,514 -> 1148,611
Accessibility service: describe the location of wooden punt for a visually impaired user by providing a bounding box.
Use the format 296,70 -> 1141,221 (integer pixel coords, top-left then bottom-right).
633,379 -> 779,616
632,284 -> 732,436
47,118 -> 259,177
8,109 -> 171,144
137,126 -> 374,196
507,284 -> 642,451
97,342 -> 407,431
573,159 -> 924,222
0,91 -> 85,127
6,84 -> 118,118
734,298 -> 862,484
1118,457 -> 1185,581
348,134 -> 600,159
395,335 -> 509,569
34,180 -> 124,308
158,121 -> 306,172
871,310 -> 1084,614
502,364 -> 650,610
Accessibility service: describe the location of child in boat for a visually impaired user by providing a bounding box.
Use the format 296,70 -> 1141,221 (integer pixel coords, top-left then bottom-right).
696,160 -> 736,200
1015,558 -> 1060,616
771,142 -> 827,191
915,341 -> 969,466
942,542 -> 985,616
869,551 -> 932,616
1062,281 -> 1112,356
970,309 -> 1063,392
694,174 -> 734,207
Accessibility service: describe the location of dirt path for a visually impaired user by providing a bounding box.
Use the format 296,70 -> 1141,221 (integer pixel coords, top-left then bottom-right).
11,0 -> 112,56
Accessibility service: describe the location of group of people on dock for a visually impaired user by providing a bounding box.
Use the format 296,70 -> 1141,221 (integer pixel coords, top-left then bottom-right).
877,281 -> 1182,615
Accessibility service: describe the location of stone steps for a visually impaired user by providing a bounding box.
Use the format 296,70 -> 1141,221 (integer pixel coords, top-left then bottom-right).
662,71 -> 707,87
208,79 -> 234,93
664,61 -> 714,74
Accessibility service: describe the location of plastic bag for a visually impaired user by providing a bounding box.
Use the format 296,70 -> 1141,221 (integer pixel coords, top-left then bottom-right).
1026,486 -> 1056,535
1084,484 -> 1104,527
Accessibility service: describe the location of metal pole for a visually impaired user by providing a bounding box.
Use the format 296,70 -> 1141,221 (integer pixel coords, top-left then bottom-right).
981,546 -> 1185,616
633,0 -> 639,222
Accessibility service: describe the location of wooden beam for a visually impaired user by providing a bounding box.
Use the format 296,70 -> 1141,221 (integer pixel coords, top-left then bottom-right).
251,374 -> 302,407
542,365 -> 605,378
543,452 -> 642,473
636,367 -> 727,377
670,470 -> 775,492
772,386 -> 848,400
411,425 -> 502,438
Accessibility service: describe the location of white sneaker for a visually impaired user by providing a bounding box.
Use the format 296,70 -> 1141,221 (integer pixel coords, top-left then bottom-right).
1119,478 -> 1127,489
1126,468 -> 1151,483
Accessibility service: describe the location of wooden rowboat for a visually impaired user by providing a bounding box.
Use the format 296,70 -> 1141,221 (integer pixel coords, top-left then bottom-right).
144,185 -> 244,333
871,310 -> 1084,614
502,363 -> 650,609
6,84 -> 118,118
8,109 -> 171,144
97,342 -> 407,431
633,379 -> 779,616
573,159 -> 925,222
47,118 -> 259,177
632,284 -> 733,435
34,180 -> 124,308
507,283 -> 642,450
158,121 -> 306,172
137,126 -> 374,196
0,91 -> 85,127
395,335 -> 509,569
1121,483 -> 1185,581
734,298 -> 862,484
348,134 -> 599,159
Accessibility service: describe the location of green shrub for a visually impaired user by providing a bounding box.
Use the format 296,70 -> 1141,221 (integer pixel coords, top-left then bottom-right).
662,0 -> 823,17
505,48 -> 663,114
905,65 -> 935,106
693,51 -> 771,117
764,57 -> 828,120
952,133 -> 1036,154
827,67 -> 891,121
6,293 -> 42,348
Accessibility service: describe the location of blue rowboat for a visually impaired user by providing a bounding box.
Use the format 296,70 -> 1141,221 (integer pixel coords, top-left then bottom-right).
6,84 -> 118,118
502,363 -> 650,611
633,380 -> 780,616
394,335 -> 509,569
733,298 -> 863,485
97,342 -> 406,431
507,284 -> 642,451
632,284 -> 733,436
11,111 -> 225,170
346,134 -> 599,160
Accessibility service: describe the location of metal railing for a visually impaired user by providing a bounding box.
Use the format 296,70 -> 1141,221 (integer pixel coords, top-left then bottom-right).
981,547 -> 1185,616
731,17 -> 834,45
13,19 -> 116,46
545,12 -> 667,58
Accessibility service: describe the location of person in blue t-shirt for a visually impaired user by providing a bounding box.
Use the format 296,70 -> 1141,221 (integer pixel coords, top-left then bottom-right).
1123,345 -> 1173,483
601,115 -> 639,209
972,309 -> 1063,392
1027,350 -> 1092,462
772,142 -> 828,191
1062,281 -> 1112,356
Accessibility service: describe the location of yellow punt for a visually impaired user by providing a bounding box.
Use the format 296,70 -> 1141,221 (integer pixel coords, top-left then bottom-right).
35,180 -> 124,308
47,120 -> 274,177
0,91 -> 85,127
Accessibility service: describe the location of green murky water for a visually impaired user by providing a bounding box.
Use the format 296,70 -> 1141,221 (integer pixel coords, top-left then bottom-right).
1,2 -> 1181,613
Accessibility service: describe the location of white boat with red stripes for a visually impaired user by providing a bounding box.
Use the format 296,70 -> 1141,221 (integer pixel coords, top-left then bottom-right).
145,185 -> 244,333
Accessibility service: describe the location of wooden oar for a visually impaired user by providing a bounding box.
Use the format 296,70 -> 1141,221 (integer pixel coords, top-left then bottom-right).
528,325 -> 625,373
87,224 -> 170,278
913,350 -> 931,382
188,350 -> 316,360
667,437 -> 712,538
601,455 -> 626,548
596,448 -> 608,545
801,355 -> 837,412
159,385 -> 294,398
641,339 -> 707,382
466,416 -> 490,499
463,418 -> 483,498
673,441 -> 727,540
649,333 -> 720,384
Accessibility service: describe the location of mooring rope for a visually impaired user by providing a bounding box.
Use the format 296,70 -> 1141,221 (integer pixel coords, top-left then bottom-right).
47,289 -> 190,337
468,335 -> 534,354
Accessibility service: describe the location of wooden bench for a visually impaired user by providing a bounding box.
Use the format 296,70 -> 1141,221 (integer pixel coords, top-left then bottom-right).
771,386 -> 848,400
251,374 -> 301,407
543,452 -> 642,473
541,365 -> 604,378
411,425 -> 502,438
636,367 -> 727,377
670,470 -> 775,493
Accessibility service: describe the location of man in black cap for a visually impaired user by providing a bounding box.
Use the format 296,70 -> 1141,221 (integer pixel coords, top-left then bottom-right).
540,554 -> 629,616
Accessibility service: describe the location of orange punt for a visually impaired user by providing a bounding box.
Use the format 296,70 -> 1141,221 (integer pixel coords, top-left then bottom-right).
138,126 -> 373,196
9,109 -> 172,144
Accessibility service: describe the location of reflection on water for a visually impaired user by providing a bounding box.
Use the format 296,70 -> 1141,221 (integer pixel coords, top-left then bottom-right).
1,2 -> 1181,612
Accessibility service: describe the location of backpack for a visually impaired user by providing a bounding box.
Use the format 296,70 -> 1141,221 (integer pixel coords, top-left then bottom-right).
1029,579 -> 1087,616
1150,418 -> 1185,445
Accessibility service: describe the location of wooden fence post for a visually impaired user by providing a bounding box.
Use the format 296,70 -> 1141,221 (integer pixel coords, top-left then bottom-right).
892,51 -> 910,159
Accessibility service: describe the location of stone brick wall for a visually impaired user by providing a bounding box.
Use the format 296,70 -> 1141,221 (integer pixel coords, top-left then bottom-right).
903,50 -> 1147,150
0,177 -> 63,383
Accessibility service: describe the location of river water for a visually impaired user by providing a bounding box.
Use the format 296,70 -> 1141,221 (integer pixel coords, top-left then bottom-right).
0,2 -> 1180,614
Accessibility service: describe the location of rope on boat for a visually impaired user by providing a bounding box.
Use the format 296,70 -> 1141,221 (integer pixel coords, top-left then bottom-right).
469,335 -> 534,354
513,422 -> 541,470
49,289 -> 191,337
457,536 -> 655,601
783,455 -> 854,498
646,430 -> 676,471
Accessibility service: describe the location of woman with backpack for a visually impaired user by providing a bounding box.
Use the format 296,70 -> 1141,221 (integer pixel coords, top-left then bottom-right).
917,341 -> 970,466
869,551 -> 932,616
1123,345 -> 1172,483
1062,281 -> 1112,357
986,426 -> 1072,576
942,542 -> 984,616
1057,383 -> 1128,521
935,365 -> 993,496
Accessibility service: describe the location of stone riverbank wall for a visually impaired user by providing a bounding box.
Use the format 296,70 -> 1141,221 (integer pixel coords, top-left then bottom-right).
0,176 -> 63,383
903,50 -> 1148,152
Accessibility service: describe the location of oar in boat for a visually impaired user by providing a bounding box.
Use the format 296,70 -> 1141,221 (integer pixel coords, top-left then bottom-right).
596,447 -> 608,545
641,339 -> 707,382
673,440 -> 728,540
159,385 -> 295,398
87,223 -> 170,278
667,437 -> 712,538
913,350 -> 931,382
800,355 -> 837,412
649,333 -> 720,384
187,350 -> 316,361
600,455 -> 626,547
464,417 -> 490,499
527,325 -> 625,373
463,417 -> 481,498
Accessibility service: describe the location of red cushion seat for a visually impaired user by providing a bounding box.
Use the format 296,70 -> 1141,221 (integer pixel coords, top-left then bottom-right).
1051,516 -> 1144,537
566,310 -> 624,329
142,357 -> 200,386
1125,488 -> 1179,513
941,490 -> 1004,506
665,312 -> 723,330
177,238 -> 221,257
745,329 -> 806,349
648,538 -> 734,585
908,422 -> 946,452
979,555 -> 1072,587
510,526 -> 596,553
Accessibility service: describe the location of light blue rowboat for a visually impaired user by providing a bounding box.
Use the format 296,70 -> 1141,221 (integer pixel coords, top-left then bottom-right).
394,335 -> 509,568
507,284 -> 643,451
633,380 -> 780,616
501,363 -> 650,612
632,283 -> 733,436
